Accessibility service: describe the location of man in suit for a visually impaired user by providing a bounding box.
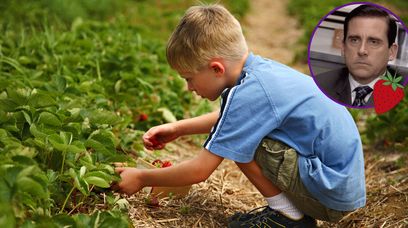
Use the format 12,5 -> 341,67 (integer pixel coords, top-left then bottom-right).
315,4 -> 399,107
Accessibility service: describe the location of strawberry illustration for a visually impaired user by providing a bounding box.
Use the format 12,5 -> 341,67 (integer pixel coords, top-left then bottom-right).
373,72 -> 405,114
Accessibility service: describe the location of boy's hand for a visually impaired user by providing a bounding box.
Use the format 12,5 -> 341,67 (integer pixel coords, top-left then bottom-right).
114,167 -> 144,195
143,123 -> 179,150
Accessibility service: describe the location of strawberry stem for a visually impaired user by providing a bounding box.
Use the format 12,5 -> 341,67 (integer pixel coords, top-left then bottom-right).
381,70 -> 405,91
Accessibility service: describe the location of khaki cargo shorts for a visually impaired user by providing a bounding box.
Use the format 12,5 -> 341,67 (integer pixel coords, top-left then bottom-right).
254,138 -> 351,222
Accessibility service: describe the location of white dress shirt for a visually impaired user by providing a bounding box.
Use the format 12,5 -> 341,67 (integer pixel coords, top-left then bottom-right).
348,73 -> 384,104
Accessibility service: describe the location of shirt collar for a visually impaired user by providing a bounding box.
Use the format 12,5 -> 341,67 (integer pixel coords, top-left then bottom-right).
235,52 -> 256,85
348,70 -> 387,92
243,52 -> 256,69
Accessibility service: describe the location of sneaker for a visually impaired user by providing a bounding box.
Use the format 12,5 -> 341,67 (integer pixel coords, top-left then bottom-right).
228,206 -> 316,228
228,206 -> 270,223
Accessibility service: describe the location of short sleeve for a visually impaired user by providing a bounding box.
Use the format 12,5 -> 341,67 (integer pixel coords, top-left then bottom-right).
204,75 -> 280,163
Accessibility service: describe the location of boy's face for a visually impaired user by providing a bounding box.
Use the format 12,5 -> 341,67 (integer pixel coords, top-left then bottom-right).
178,64 -> 226,101
342,17 -> 398,84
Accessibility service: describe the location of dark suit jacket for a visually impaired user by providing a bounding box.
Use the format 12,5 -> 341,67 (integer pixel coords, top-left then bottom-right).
314,67 -> 401,107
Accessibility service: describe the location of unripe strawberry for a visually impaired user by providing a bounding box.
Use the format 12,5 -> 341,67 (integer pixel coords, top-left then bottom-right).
152,159 -> 163,168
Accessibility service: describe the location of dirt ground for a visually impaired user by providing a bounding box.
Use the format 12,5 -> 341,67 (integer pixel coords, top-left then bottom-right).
242,0 -> 307,73
127,138 -> 408,228
125,0 -> 408,227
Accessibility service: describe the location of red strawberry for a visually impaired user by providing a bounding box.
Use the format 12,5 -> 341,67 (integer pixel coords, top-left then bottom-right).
139,113 -> 148,121
373,73 -> 405,114
150,137 -> 160,146
151,159 -> 172,168
161,161 -> 172,168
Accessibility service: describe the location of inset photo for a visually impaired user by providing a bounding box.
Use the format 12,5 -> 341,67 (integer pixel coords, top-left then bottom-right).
308,2 -> 408,109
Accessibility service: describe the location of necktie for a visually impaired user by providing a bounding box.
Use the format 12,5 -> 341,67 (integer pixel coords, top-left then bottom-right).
352,86 -> 373,106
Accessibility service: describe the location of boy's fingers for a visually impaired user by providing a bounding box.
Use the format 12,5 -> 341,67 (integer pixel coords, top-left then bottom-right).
113,162 -> 127,167
110,182 -> 120,191
115,167 -> 125,173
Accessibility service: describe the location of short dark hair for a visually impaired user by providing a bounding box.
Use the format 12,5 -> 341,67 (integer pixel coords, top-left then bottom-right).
343,4 -> 397,47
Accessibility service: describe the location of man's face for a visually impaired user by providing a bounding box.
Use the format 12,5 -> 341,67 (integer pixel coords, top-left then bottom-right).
342,17 -> 398,84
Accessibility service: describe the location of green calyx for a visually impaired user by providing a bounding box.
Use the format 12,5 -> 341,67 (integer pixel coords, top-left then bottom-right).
381,71 -> 404,91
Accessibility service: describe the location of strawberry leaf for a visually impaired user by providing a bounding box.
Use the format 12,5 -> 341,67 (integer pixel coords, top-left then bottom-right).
386,72 -> 393,81
395,76 -> 402,83
383,81 -> 392,86
392,83 -> 397,91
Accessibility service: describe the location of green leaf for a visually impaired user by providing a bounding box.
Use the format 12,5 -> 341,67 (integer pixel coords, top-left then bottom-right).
28,92 -> 57,108
394,76 -> 402,83
11,156 -> 36,166
29,124 -> 48,141
54,75 -> 67,92
383,81 -> 392,86
21,110 -> 32,125
48,134 -> 67,151
60,131 -> 73,145
0,99 -> 18,112
0,179 -> 13,203
84,170 -> 112,182
51,214 -> 76,227
37,112 -> 61,127
84,176 -> 110,188
157,107 -> 177,123
392,83 -> 397,91
16,176 -> 47,198
7,88 -> 29,106
67,141 -> 86,153
88,110 -> 121,126
0,203 -> 16,228
69,169 -> 90,196
114,80 -> 122,93
80,166 -> 87,178
84,139 -> 111,157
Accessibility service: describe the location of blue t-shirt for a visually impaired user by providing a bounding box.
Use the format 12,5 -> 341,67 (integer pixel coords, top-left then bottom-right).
204,53 -> 366,211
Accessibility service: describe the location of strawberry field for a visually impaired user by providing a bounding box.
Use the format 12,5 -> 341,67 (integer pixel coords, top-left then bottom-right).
0,0 -> 221,226
1,0 -> 407,227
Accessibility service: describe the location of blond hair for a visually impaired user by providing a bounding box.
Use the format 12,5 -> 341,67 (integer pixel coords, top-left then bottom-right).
166,4 -> 248,73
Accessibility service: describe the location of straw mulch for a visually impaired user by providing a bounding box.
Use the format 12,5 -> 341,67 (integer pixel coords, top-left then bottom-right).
125,138 -> 408,228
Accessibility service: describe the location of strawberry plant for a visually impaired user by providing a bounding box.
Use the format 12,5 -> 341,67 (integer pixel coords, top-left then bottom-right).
0,0 -> 247,226
366,84 -> 408,150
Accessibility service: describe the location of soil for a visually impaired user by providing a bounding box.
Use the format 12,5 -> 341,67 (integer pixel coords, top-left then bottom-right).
242,0 -> 307,73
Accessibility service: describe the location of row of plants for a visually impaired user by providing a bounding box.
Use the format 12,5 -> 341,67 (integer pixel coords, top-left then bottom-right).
0,0 -> 249,226
0,19 -> 184,227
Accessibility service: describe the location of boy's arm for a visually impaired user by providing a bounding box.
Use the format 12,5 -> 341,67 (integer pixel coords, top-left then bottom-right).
115,148 -> 223,195
175,109 -> 219,135
143,110 -> 219,150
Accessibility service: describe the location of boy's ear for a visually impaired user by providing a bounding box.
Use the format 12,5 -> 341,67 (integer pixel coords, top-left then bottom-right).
209,61 -> 225,76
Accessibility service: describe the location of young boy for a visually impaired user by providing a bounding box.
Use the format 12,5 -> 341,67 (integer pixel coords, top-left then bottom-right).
115,4 -> 366,227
